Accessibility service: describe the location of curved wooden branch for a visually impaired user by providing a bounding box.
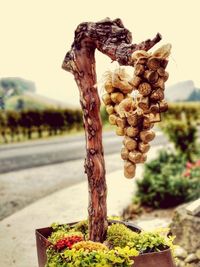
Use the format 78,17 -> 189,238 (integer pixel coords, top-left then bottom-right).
62,18 -> 161,242
62,18 -> 161,71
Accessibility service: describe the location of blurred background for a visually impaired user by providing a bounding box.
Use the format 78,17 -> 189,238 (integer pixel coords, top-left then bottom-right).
0,0 -> 200,255
0,0 -> 200,220
1,1 -> 200,266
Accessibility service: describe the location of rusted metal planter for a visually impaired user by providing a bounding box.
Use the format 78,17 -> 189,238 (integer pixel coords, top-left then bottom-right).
133,248 -> 175,267
35,221 -> 175,267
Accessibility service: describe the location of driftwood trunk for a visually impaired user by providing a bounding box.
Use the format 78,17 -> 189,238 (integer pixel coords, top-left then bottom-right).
62,18 -> 161,242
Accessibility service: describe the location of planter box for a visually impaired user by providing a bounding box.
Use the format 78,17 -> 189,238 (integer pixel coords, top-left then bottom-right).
133,249 -> 175,267
35,221 -> 175,267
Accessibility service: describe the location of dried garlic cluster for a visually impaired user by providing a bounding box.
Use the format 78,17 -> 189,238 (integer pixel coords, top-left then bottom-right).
102,44 -> 171,179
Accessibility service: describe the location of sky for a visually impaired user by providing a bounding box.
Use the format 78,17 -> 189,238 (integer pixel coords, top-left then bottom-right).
0,0 -> 200,106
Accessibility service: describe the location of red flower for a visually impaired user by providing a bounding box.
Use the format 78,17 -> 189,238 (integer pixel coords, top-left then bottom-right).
186,162 -> 193,169
183,171 -> 190,177
55,235 -> 83,250
195,160 -> 200,166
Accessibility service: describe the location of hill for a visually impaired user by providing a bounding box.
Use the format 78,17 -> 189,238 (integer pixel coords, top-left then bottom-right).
166,80 -> 200,102
0,77 -> 35,98
187,89 -> 200,101
5,92 -> 74,111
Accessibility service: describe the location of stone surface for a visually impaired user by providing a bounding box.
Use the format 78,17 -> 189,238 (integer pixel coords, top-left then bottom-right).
185,253 -> 198,263
170,203 -> 200,253
186,198 -> 200,216
196,249 -> 200,260
176,260 -> 185,267
175,247 -> 200,267
185,264 -> 199,267
174,246 -> 188,259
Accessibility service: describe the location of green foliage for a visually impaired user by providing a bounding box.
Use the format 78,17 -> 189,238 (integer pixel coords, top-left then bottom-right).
182,160 -> 200,200
46,221 -> 175,266
161,120 -> 197,161
144,149 -> 185,176
46,246 -> 138,267
161,103 -> 199,160
73,241 -> 108,252
0,108 -> 83,143
46,248 -> 68,267
48,230 -> 83,245
106,223 -> 137,248
106,223 -> 174,253
72,220 -> 88,237
51,223 -> 71,232
0,100 -> 111,144
5,94 -> 53,110
185,160 -> 200,178
49,222 -> 83,245
135,150 -> 200,208
100,106 -> 108,124
162,102 -> 200,122
130,230 -> 175,254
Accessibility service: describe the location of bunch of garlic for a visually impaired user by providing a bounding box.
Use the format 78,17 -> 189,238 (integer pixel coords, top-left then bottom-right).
102,44 -> 171,179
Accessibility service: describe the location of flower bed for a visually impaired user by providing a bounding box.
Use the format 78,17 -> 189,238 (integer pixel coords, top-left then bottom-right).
40,221 -> 175,267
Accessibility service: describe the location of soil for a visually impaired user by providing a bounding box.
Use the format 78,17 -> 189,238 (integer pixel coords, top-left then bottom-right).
122,203 -> 176,229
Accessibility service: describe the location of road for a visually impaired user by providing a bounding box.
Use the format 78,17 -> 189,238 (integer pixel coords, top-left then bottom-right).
0,130 -> 168,220
0,130 -> 168,173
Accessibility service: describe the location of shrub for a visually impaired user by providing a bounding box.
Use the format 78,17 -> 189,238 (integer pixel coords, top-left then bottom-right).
161,120 -> 197,161
182,160 -> 200,200
61,246 -> 138,267
162,102 -> 200,122
106,224 -> 174,254
0,111 -> 8,143
26,110 -> 44,138
100,106 -> 108,124
72,220 -> 88,237
55,236 -> 83,250
6,110 -> 20,141
19,110 -> 33,139
49,223 -> 83,245
135,150 -> 200,208
160,102 -> 199,161
131,230 -> 175,254
106,223 -> 137,248
0,108 -> 83,143
73,241 -> 108,252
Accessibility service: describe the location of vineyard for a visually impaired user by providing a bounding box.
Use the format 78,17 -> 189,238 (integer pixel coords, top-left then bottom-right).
0,102 -> 199,144
162,102 -> 200,121
0,108 -> 83,143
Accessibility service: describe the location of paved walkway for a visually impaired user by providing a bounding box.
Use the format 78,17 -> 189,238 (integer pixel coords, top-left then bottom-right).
0,153 -> 125,220
0,145 -> 167,267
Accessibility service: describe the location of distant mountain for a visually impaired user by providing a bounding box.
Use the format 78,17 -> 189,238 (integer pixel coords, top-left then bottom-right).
166,80 -> 194,102
166,80 -> 200,102
5,92 -> 73,111
187,89 -> 200,101
0,77 -> 35,98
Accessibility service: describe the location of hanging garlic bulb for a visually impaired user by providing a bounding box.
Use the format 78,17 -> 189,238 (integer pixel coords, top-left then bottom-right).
101,44 -> 171,179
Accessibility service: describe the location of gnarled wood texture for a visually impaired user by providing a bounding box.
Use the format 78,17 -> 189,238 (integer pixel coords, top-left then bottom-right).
62,18 -> 161,242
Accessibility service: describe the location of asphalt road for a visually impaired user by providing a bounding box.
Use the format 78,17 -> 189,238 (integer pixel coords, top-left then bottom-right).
0,130 -> 168,174
0,130 -> 168,220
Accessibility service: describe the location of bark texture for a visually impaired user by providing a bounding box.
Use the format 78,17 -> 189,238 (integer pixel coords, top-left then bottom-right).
62,18 -> 161,242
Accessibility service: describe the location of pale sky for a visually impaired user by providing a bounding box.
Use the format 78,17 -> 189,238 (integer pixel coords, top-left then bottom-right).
0,0 -> 200,106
